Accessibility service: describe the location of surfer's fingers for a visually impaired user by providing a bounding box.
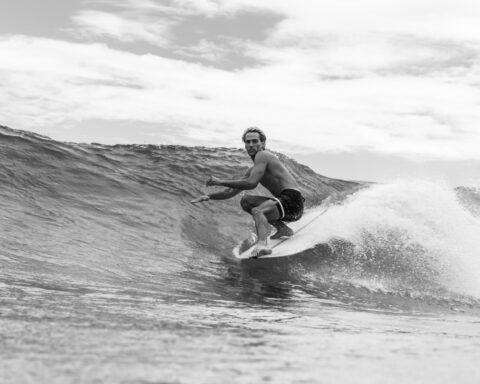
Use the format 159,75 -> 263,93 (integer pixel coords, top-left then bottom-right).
191,195 -> 209,204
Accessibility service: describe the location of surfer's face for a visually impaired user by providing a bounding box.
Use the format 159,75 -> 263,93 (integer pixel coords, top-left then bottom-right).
244,132 -> 264,157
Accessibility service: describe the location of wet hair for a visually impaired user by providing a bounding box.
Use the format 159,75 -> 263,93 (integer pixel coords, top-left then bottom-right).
242,127 -> 266,143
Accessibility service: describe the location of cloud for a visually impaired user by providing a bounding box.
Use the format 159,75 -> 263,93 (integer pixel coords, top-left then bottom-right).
69,0 -> 284,69
2,1 -> 480,161
69,1 -> 480,77
71,10 -> 173,46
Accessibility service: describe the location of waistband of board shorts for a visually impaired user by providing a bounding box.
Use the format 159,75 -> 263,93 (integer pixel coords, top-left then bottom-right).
271,197 -> 285,220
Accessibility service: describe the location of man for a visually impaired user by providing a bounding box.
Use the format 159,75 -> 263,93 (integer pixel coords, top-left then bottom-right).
191,127 -> 305,258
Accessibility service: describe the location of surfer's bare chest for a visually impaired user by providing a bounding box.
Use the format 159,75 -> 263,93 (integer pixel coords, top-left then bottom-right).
258,160 -> 294,195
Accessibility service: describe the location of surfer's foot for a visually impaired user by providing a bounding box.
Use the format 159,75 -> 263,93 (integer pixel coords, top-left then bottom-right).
270,226 -> 294,240
250,244 -> 272,259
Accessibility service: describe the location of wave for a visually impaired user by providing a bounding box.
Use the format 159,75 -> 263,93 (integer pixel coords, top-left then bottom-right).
2,125 -> 480,312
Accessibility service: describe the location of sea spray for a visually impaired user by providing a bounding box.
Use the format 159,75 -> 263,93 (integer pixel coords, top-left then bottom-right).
457,185 -> 480,217
314,180 -> 480,297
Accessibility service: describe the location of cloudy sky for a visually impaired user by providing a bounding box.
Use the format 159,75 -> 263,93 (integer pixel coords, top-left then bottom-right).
2,0 -> 480,185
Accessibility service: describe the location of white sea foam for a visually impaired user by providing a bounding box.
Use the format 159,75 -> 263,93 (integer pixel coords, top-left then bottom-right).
308,180 -> 480,297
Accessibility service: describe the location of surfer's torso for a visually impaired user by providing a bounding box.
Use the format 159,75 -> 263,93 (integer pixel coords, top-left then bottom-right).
247,150 -> 299,196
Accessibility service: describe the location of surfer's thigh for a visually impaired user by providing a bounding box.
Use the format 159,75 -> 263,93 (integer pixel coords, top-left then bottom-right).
240,195 -> 273,214
251,199 -> 281,221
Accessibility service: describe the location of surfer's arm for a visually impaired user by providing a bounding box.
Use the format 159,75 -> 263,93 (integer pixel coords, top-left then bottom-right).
207,154 -> 267,190
208,188 -> 242,200
191,188 -> 241,204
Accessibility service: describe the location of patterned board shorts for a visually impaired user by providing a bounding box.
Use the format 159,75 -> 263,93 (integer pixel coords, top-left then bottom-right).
271,189 -> 305,222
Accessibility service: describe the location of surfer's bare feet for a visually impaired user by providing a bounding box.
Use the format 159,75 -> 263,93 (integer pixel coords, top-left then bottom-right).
250,244 -> 272,259
270,226 -> 294,239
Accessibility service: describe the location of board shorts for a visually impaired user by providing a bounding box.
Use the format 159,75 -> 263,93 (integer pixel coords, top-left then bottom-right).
271,189 -> 305,222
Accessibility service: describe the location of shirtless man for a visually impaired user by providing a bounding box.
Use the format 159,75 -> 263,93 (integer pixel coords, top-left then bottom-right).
191,127 -> 305,258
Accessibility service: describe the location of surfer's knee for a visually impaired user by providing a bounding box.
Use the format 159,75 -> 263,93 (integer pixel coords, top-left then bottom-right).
240,195 -> 253,213
251,206 -> 263,217
251,204 -> 271,217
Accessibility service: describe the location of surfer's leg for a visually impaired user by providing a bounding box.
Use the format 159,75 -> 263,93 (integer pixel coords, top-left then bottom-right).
251,200 -> 280,242
240,195 -> 272,214
270,220 -> 294,239
269,190 -> 304,240
249,200 -> 281,257
240,195 -> 286,256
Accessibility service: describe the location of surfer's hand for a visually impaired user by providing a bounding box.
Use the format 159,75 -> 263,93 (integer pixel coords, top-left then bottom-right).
206,176 -> 221,186
191,195 -> 210,204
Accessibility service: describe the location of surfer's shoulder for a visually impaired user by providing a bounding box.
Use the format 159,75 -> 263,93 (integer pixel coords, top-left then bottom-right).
255,150 -> 275,162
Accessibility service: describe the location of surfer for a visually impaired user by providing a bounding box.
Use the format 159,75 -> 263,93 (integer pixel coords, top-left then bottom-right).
191,127 -> 305,258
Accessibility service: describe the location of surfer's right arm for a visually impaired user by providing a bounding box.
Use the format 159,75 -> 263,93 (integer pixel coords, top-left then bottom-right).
190,188 -> 241,204
191,168 -> 251,204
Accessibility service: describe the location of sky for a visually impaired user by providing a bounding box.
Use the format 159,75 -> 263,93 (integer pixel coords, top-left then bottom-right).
2,0 -> 480,185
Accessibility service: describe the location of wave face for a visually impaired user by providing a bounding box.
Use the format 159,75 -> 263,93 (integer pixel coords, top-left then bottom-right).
2,125 -> 480,312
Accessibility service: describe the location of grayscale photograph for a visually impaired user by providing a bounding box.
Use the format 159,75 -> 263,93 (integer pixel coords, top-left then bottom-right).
1,1 -> 480,383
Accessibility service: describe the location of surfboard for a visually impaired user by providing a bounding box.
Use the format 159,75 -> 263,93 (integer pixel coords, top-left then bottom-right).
234,205 -> 329,259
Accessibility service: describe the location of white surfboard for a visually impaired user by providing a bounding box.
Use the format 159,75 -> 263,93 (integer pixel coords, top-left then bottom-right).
234,205 -> 329,259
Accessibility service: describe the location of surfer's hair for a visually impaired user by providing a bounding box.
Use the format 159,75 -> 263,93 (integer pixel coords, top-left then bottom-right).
242,127 -> 266,145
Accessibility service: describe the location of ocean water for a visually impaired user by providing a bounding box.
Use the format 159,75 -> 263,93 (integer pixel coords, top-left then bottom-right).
1,125 -> 480,384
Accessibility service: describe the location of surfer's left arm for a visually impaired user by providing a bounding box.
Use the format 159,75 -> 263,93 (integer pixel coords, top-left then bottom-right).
207,152 -> 267,190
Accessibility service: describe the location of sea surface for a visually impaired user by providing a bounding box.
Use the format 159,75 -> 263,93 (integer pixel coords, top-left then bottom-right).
1,125 -> 480,384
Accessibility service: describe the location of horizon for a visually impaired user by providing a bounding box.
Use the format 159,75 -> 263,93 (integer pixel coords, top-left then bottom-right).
2,1 -> 480,185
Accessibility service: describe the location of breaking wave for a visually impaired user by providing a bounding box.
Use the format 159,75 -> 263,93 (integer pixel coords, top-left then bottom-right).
2,125 -> 480,313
